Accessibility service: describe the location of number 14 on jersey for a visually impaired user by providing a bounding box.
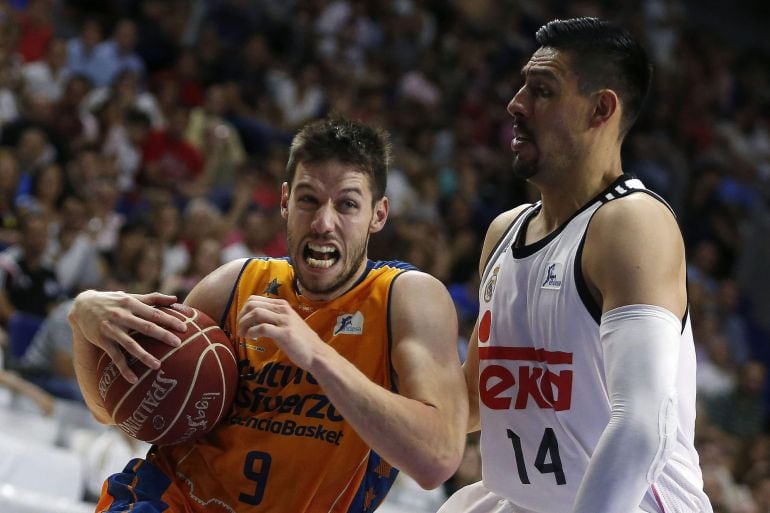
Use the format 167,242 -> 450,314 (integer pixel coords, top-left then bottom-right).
507,428 -> 566,485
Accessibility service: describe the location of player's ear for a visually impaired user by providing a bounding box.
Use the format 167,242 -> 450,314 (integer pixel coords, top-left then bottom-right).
590,89 -> 618,128
280,182 -> 289,220
369,196 -> 388,234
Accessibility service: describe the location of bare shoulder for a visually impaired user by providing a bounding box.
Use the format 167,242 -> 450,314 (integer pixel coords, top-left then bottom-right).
480,205 -> 531,276
389,270 -> 457,343
584,193 -> 686,314
184,258 -> 250,323
390,270 -> 453,315
587,193 -> 683,256
591,192 -> 678,230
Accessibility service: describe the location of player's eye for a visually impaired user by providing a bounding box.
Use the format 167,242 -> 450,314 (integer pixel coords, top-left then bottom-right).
298,195 -> 318,206
338,199 -> 359,211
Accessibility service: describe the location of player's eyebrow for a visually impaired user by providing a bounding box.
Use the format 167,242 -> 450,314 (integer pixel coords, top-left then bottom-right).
294,183 -> 364,198
521,67 -> 559,83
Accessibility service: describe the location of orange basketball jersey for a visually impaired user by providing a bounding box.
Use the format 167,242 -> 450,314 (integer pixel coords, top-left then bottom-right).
99,258 -> 413,513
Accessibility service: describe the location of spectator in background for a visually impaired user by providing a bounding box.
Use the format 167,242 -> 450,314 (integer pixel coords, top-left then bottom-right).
16,161 -> 64,226
101,219 -> 147,292
269,63 -> 326,129
46,195 -> 103,296
51,74 -> 99,155
124,238 -> 163,295
160,236 -> 221,302
185,83 -> 246,209
17,298 -> 81,401
0,211 -> 64,360
0,13 -> 22,126
707,361 -> 768,439
0,148 -> 21,250
140,104 -> 205,200
148,201 -> 189,281
86,68 -> 164,130
14,0 -> 53,63
102,107 -> 151,195
90,18 -> 145,88
221,205 -> 279,262
13,126 -> 56,196
83,176 -> 124,253
715,279 -> 753,365
21,37 -> 69,102
179,196 -> 224,254
65,17 -> 103,81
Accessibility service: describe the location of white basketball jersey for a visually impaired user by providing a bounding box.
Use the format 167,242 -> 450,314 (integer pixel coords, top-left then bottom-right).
477,175 -> 712,513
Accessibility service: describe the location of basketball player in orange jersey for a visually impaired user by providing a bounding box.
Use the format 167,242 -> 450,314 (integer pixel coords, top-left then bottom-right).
438,18 -> 713,513
68,117 -> 468,512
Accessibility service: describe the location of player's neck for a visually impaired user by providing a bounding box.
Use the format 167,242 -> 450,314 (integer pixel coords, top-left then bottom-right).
534,156 -> 623,231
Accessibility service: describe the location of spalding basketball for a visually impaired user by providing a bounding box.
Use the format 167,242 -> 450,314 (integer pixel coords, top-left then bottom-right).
95,303 -> 238,445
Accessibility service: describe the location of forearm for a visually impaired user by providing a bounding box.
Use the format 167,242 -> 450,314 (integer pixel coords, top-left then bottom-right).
72,329 -> 113,424
310,343 -> 464,489
463,326 -> 481,433
573,305 -> 680,513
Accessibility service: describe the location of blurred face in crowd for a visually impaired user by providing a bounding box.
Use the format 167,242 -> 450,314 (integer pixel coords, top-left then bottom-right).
114,19 -> 137,52
47,39 -> 67,69
82,19 -> 103,49
281,160 -> 387,301
22,216 -> 49,257
507,48 -> 592,181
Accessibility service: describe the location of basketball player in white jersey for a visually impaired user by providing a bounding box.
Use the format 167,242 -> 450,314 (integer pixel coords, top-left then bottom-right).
438,17 -> 713,513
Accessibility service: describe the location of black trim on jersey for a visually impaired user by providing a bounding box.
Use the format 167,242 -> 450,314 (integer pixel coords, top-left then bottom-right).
372,260 -> 418,271
682,305 -> 689,334
289,258 -> 415,299
220,257 -> 256,328
573,176 -> 691,326
510,174 -> 634,259
386,271 -> 409,393
574,233 -> 602,324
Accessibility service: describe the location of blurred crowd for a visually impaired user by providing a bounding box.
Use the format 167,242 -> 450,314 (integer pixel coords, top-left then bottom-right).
0,0 -> 768,510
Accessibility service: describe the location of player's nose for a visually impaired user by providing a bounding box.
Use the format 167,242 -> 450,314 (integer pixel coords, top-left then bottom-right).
310,202 -> 336,234
508,86 -> 529,119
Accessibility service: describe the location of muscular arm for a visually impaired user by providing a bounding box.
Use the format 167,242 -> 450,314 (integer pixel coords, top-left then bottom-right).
69,260 -> 245,424
574,194 -> 687,513
465,206 -> 530,433
240,272 -> 468,489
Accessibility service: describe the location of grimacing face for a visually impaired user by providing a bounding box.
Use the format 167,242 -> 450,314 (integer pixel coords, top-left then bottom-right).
281,160 -> 388,301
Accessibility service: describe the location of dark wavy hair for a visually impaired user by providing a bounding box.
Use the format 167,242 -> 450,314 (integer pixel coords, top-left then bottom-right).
285,117 -> 391,202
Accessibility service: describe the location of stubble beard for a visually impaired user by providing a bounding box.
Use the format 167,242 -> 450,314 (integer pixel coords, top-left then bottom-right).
512,154 -> 538,180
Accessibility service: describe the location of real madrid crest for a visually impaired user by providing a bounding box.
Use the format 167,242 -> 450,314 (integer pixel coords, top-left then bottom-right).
483,265 -> 500,302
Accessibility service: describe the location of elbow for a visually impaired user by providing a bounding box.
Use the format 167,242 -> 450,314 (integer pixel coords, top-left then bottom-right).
413,466 -> 454,491
413,442 -> 465,490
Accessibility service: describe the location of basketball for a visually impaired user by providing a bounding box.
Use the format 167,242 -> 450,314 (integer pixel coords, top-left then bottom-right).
95,303 -> 238,445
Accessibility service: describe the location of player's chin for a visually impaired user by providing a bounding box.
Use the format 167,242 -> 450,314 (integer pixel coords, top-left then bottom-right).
297,273 -> 345,298
512,154 -> 539,179
297,259 -> 343,290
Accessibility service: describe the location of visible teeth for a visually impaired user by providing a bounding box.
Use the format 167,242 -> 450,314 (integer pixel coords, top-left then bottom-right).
307,243 -> 336,253
307,257 -> 335,268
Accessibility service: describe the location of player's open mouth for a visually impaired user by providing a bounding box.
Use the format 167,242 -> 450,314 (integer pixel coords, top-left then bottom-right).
304,242 -> 340,269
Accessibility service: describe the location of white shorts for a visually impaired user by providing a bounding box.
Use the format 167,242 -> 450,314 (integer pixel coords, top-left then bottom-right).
437,481 -> 660,513
437,482 -> 537,513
